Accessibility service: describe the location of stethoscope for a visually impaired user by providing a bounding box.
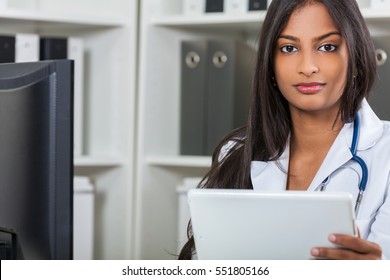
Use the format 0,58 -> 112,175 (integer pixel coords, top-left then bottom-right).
319,113 -> 368,215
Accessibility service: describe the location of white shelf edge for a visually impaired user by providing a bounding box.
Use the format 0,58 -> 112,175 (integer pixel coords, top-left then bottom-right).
0,8 -> 126,27
150,11 -> 266,27
146,155 -> 211,168
150,9 -> 390,28
74,156 -> 125,167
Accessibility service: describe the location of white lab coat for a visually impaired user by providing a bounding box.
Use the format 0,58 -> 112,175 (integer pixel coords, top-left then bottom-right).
250,99 -> 390,259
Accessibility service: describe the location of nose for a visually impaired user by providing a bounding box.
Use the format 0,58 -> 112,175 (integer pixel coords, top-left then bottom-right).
298,51 -> 319,77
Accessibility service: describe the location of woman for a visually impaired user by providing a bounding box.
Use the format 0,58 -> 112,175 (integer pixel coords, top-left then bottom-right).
178,0 -> 389,260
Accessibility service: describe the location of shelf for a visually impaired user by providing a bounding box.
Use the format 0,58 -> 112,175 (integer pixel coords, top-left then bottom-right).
0,8 -> 126,28
150,12 -> 265,31
74,156 -> 125,167
151,9 -> 390,29
146,155 -> 211,168
150,8 -> 390,32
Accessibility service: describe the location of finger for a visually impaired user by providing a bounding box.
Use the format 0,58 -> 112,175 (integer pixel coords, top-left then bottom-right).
311,247 -> 363,260
312,234 -> 382,260
329,234 -> 382,255
312,245 -> 382,260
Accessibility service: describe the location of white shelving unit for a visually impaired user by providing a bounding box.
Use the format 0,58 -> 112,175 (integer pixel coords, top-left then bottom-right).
136,0 -> 390,259
4,0 -> 390,261
0,0 -> 138,259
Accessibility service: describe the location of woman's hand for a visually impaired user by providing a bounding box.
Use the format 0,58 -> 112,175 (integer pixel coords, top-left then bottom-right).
311,233 -> 382,260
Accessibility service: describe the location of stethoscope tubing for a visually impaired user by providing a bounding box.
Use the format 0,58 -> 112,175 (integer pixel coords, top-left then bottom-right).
351,114 -> 369,214
320,113 -> 368,215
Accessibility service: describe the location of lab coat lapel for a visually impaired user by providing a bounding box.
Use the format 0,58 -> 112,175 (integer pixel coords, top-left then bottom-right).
307,123 -> 354,191
251,141 -> 290,191
307,99 -> 383,191
345,99 -> 383,151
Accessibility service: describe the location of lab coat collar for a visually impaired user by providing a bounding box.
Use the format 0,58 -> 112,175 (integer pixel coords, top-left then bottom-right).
306,126 -> 353,191
309,99 -> 383,190
250,126 -> 353,191
251,99 -> 384,191
345,98 -> 383,151
251,140 -> 290,191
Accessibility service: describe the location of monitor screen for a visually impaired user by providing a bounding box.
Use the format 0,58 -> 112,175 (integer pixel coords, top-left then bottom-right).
0,60 -> 73,260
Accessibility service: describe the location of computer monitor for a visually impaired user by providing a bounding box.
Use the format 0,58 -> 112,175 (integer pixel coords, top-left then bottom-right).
0,60 -> 73,260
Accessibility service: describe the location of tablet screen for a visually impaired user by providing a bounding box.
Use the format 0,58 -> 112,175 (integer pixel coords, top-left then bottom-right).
188,189 -> 357,260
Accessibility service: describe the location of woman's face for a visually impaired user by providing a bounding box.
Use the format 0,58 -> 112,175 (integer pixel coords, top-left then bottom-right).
274,3 -> 349,117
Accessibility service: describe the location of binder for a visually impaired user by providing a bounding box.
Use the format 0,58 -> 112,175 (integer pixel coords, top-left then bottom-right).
205,0 -> 224,13
0,33 -> 39,63
248,0 -> 267,11
0,36 -> 15,63
15,33 -> 39,62
40,36 -> 85,156
183,0 -> 205,15
73,176 -> 94,260
180,41 -> 208,155
205,40 -> 255,154
225,0 -> 247,14
40,37 -> 68,60
180,40 -> 255,155
370,36 -> 390,120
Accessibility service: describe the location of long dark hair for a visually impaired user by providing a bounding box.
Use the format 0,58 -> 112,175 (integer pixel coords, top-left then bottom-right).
178,0 -> 376,260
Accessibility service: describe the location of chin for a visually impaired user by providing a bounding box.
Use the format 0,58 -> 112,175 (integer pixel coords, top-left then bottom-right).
291,100 -> 341,115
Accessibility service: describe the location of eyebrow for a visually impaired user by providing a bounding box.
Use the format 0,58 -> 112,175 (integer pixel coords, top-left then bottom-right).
278,31 -> 342,42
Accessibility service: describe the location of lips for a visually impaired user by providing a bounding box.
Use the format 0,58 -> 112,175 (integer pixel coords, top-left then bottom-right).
294,82 -> 325,94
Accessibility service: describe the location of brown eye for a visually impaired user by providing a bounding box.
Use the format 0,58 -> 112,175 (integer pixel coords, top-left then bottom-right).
281,45 -> 298,53
319,44 -> 337,52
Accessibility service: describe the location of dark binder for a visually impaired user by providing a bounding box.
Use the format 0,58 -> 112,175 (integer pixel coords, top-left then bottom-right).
180,41 -> 208,155
371,36 -> 390,120
205,0 -> 224,13
205,40 -> 255,155
40,37 -> 68,60
248,0 -> 267,11
0,36 -> 16,63
180,40 -> 255,155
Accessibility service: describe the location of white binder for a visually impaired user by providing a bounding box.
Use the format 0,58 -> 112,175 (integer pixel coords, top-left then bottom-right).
15,33 -> 39,62
183,0 -> 205,15
225,0 -> 247,14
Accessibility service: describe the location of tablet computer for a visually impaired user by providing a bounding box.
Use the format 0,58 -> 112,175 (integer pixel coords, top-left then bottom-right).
188,189 -> 357,260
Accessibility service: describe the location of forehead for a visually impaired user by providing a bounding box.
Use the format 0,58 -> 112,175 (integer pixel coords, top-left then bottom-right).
281,3 -> 339,36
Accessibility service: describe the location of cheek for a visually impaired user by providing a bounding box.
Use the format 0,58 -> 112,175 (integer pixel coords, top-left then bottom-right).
274,57 -> 294,84
322,47 -> 349,76
324,57 -> 348,86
